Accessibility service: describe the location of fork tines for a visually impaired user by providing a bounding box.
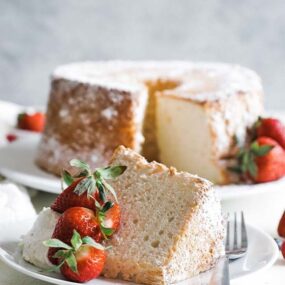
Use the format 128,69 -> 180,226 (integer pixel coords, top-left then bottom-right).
225,211 -> 248,259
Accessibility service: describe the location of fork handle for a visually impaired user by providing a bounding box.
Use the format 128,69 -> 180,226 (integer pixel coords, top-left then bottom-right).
209,256 -> 230,285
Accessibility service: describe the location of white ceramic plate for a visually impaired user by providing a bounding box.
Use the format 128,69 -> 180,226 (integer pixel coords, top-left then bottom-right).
0,222 -> 278,284
1,136 -> 285,201
0,136 -> 60,193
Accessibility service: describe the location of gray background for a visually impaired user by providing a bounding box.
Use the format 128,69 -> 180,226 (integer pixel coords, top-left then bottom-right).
0,0 -> 284,109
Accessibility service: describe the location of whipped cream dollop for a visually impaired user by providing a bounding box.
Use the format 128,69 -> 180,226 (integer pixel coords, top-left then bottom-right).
22,207 -> 60,269
0,181 -> 36,223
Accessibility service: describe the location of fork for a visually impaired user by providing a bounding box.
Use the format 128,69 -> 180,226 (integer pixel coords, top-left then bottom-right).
226,211 -> 248,260
210,212 -> 248,285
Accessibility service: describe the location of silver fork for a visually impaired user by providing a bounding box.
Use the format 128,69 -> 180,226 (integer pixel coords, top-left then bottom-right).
226,211 -> 248,260
210,212 -> 248,285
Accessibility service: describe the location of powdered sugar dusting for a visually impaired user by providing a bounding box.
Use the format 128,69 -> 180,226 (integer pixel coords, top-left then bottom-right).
101,106 -> 118,120
59,109 -> 69,118
52,61 -> 262,103
36,135 -> 108,174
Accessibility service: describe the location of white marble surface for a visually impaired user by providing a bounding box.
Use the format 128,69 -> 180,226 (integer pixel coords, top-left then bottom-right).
0,0 -> 285,109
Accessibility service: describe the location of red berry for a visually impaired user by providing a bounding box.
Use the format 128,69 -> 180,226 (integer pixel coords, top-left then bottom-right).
48,207 -> 103,264
61,245 -> 106,282
51,178 -> 101,213
17,112 -> 45,132
103,203 -> 121,235
45,230 -> 106,283
254,137 -> 285,183
256,117 -> 285,149
6,134 -> 17,142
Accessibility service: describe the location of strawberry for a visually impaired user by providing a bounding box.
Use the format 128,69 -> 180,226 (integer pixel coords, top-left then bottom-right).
96,201 -> 121,239
232,137 -> 285,183
55,159 -> 127,209
51,158 -> 126,213
6,133 -> 17,142
51,178 -> 100,213
256,117 -> 285,149
49,159 -> 126,263
51,207 -> 103,242
278,211 -> 285,238
17,112 -> 45,132
48,207 -> 103,264
44,230 -> 106,282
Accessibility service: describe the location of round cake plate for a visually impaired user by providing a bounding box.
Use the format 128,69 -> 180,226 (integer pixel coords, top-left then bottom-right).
0,220 -> 279,284
0,136 -> 60,194
0,135 -> 285,197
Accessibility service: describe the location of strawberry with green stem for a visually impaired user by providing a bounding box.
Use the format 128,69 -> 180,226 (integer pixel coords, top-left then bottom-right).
230,137 -> 285,183
96,201 -> 121,239
17,112 -> 45,132
52,159 -> 126,214
44,230 -> 107,283
48,204 -> 120,264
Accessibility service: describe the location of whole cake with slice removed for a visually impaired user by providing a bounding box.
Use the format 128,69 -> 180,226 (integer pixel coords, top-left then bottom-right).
35,61 -> 263,184
23,145 -> 225,284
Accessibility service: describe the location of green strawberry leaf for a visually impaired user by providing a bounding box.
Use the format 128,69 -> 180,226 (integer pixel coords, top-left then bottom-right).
241,151 -> 250,173
102,179 -> 118,202
43,239 -> 72,250
98,211 -> 105,224
252,144 -> 274,157
248,160 -> 258,177
46,260 -> 65,273
74,177 -> 95,196
82,236 -> 105,250
70,159 -> 91,173
94,170 -> 101,180
71,230 -> 82,251
85,176 -> 96,197
53,249 -> 70,259
65,252 -> 78,274
250,141 -> 259,153
73,169 -> 90,178
62,170 -> 74,186
228,165 -> 242,174
17,113 -> 25,122
247,153 -> 258,177
101,226 -> 114,237
96,180 -> 106,202
97,166 -> 127,180
102,201 -> 114,213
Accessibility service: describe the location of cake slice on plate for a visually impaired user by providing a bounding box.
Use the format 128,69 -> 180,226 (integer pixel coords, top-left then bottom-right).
103,146 -> 225,284
23,146 -> 225,284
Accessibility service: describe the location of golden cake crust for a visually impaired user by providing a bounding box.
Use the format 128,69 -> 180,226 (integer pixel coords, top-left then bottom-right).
36,78 -> 147,175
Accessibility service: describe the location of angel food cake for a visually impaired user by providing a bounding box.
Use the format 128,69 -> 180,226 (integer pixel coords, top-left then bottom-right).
23,146 -> 225,284
36,61 -> 263,184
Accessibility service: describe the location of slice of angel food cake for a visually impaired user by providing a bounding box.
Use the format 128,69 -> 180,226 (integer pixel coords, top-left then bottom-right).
22,145 -> 225,285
